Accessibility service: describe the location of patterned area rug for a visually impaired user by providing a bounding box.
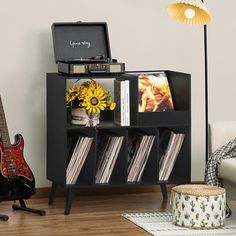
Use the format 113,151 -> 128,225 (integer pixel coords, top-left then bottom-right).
122,212 -> 236,236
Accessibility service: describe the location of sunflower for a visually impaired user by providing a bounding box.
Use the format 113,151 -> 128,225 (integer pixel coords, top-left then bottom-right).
78,86 -> 88,100
83,89 -> 107,113
110,102 -> 116,110
88,81 -> 96,91
66,86 -> 80,103
66,92 -> 73,103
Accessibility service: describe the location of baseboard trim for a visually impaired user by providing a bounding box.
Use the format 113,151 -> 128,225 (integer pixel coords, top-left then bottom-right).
33,181 -> 204,199
33,185 -> 171,199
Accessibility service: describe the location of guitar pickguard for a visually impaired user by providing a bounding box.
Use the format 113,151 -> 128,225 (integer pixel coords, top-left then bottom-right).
0,134 -> 34,181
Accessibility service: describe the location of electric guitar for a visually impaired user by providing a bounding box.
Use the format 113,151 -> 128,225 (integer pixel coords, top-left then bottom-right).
0,95 -> 35,200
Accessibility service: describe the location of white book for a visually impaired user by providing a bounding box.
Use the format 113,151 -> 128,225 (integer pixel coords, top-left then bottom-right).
114,80 -> 128,126
114,80 -> 121,125
125,80 -> 130,126
121,81 -> 126,126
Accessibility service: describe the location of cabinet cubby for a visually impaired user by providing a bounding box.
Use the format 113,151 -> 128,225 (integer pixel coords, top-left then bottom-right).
67,130 -> 96,186
47,71 -> 191,214
127,127 -> 159,184
158,126 -> 191,184
96,128 -> 127,185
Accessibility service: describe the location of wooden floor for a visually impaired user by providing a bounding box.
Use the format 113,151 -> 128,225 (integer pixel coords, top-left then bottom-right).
0,189 -> 235,236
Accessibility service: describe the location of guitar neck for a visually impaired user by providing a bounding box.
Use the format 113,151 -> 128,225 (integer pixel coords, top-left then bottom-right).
0,96 -> 11,148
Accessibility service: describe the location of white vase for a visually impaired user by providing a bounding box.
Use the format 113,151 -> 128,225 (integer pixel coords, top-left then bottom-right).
71,108 -> 89,126
71,108 -> 100,126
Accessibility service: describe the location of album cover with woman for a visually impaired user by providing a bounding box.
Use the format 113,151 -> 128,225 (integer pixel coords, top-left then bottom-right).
138,72 -> 174,112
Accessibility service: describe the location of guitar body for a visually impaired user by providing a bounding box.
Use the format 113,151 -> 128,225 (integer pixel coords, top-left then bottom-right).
0,134 -> 35,200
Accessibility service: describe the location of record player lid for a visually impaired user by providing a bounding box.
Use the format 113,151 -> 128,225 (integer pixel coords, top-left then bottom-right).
51,22 -> 111,63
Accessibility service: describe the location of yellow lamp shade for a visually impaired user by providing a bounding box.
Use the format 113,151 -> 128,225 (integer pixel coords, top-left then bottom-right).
167,0 -> 212,25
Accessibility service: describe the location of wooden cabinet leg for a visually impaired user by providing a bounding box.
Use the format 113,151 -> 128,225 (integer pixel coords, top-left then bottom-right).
160,184 -> 168,200
64,188 -> 75,215
48,183 -> 59,205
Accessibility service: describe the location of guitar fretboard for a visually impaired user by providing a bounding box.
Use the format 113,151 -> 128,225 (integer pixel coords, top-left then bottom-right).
0,96 -> 11,148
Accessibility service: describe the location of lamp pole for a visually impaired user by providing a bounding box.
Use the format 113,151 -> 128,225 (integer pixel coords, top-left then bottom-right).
204,24 -> 208,163
203,4 -> 209,163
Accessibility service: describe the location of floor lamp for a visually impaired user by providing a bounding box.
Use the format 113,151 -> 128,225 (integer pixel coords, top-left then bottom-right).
167,0 -> 212,163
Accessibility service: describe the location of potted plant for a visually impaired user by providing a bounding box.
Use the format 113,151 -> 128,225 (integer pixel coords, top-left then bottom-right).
66,80 -> 116,126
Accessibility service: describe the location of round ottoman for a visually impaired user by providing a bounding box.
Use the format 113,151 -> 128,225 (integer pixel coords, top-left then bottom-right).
171,184 -> 226,229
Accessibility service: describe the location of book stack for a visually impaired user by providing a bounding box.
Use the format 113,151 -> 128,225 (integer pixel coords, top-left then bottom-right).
114,80 -> 130,126
66,137 -> 93,184
96,135 -> 124,183
159,131 -> 185,181
127,134 -> 155,182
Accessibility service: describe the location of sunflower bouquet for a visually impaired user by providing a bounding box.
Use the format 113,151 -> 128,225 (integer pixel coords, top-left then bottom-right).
66,80 -> 116,115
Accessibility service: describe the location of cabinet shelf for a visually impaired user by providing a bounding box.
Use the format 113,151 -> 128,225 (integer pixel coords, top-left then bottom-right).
67,111 -> 190,131
47,71 -> 191,215
67,121 -> 122,130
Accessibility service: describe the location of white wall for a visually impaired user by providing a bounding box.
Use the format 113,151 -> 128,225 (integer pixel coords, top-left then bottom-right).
0,0 -> 233,187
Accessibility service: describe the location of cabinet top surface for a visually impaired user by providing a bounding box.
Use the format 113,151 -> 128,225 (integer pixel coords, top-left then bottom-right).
46,70 -> 191,79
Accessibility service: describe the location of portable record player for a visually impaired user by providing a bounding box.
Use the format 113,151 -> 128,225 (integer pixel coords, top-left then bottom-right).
51,22 -> 125,75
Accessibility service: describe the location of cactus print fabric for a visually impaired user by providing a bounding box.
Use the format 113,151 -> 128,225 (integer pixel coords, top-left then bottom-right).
205,138 -> 236,217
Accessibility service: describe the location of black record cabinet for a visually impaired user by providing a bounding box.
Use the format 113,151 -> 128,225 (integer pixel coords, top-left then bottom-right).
46,70 -> 191,215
